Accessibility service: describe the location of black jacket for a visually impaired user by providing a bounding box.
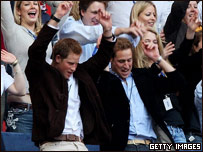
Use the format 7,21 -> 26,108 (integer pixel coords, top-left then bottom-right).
25,24 -> 115,146
164,1 -> 189,47
97,64 -> 185,150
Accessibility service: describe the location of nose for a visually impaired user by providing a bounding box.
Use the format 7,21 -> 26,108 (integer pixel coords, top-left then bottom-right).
151,15 -> 156,21
30,2 -> 34,8
70,64 -> 77,72
190,5 -> 197,12
95,13 -> 99,21
123,61 -> 130,69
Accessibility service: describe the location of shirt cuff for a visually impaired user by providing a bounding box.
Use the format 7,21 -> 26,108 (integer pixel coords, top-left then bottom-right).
47,24 -> 59,30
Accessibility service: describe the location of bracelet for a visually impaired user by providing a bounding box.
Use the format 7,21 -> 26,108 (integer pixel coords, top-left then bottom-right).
155,56 -> 162,65
11,59 -> 18,67
102,34 -> 115,40
51,14 -> 60,23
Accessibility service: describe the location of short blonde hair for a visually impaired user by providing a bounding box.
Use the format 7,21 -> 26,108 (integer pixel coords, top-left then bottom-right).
14,1 -> 42,35
130,1 -> 157,26
134,28 -> 164,68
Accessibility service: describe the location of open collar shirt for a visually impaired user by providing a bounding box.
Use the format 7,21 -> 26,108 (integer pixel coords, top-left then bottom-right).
110,69 -> 157,141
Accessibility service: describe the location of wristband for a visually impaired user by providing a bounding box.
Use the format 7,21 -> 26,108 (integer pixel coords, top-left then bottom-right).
11,59 -> 18,67
155,56 -> 162,65
102,34 -> 115,40
51,14 -> 60,23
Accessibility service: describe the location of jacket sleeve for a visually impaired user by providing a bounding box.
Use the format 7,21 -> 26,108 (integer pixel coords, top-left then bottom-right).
79,37 -> 116,78
25,24 -> 58,84
169,36 -> 194,66
154,69 -> 186,95
164,1 -> 189,44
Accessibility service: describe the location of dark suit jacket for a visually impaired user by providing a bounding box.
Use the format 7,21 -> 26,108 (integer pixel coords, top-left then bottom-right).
97,64 -> 185,151
25,24 -> 115,146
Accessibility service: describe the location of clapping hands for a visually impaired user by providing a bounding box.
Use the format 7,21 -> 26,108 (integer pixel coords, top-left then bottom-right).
1,49 -> 17,64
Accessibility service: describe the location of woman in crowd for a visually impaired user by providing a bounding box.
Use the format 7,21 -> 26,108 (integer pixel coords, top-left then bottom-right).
133,28 -> 187,143
1,0 -> 73,133
129,1 -> 175,56
168,11 -> 202,144
1,49 -> 26,97
164,1 -> 200,49
1,1 -> 71,133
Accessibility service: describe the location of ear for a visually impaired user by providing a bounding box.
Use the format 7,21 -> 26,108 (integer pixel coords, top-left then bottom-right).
16,7 -> 21,16
55,55 -> 62,64
81,10 -> 85,18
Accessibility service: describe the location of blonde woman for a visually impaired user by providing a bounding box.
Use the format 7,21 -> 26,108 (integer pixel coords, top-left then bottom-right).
130,1 -> 157,28
134,28 -> 164,68
134,28 -> 187,144
1,1 -> 71,133
130,1 -> 175,61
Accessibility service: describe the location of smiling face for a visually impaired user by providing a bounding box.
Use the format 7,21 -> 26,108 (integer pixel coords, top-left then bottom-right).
111,48 -> 133,81
138,5 -> 156,27
184,1 -> 199,22
16,1 -> 40,26
142,31 -> 158,47
81,1 -> 105,25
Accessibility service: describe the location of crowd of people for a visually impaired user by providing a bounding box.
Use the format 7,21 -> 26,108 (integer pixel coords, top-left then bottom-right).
1,1 -> 202,151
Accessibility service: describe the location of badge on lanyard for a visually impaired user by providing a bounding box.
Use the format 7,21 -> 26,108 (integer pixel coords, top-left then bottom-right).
163,95 -> 173,111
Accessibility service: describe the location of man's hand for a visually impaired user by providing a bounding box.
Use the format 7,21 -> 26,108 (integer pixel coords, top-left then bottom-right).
98,9 -> 112,36
54,1 -> 73,19
1,49 -> 17,64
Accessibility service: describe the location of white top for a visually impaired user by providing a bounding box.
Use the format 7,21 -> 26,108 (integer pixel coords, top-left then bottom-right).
59,16 -> 116,63
62,75 -> 84,138
59,16 -> 117,45
80,43 -> 97,63
1,65 -> 14,96
1,1 -> 53,93
59,16 -> 104,45
106,1 -> 134,28
119,34 -> 140,48
59,17 -> 97,63
198,1 -> 202,23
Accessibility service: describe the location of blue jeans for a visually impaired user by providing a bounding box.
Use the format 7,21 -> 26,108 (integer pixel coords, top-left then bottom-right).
167,125 -> 187,143
125,144 -> 152,151
6,107 -> 33,133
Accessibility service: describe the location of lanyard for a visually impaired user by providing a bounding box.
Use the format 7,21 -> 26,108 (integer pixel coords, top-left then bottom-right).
27,29 -> 37,40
